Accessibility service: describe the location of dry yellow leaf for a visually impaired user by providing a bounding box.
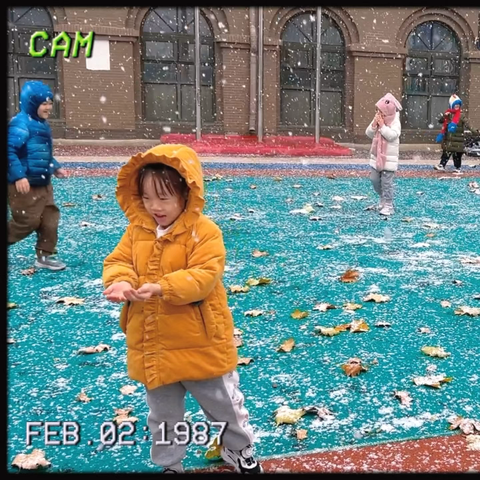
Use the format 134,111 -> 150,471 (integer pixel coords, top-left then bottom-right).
454,306 -> 480,317
76,391 -> 92,403
313,302 -> 336,312
418,327 -> 431,334
425,233 -> 436,238
440,300 -> 452,308
233,327 -> 243,336
12,449 -> 51,470
250,185 -> 257,189
20,267 -> 36,276
244,309 -> 264,317
246,277 -> 272,286
349,319 -> 370,332
277,338 -> 295,352
291,309 -> 309,320
448,416 -> 480,435
56,297 -> 85,305
466,435 -> 480,451
229,285 -> 250,293
339,269 -> 360,283
120,385 -> 138,395
274,406 -> 305,425
315,326 -> 342,336
402,217 -> 414,222
318,245 -> 333,250
233,336 -> 243,348
205,436 -> 223,460
341,357 -> 368,377
296,429 -> 308,440
237,357 -> 254,365
77,343 -> 110,354
421,346 -> 451,358
363,293 -> 391,303
412,374 -> 453,388
7,302 -> 18,310
393,390 -> 413,407
62,202 -> 76,207
274,176 -> 283,181
252,249 -> 269,258
343,302 -> 363,311
113,407 -> 138,425
92,194 -> 105,200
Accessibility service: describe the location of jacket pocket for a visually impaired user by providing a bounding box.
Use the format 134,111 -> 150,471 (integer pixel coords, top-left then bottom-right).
195,301 -> 217,340
119,302 -> 130,334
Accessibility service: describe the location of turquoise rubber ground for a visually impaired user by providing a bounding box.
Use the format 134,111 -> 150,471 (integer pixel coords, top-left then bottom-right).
7,175 -> 480,472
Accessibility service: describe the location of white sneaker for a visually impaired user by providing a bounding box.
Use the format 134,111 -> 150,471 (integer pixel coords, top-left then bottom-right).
365,203 -> 383,211
221,444 -> 263,474
434,164 -> 445,171
379,205 -> 394,216
34,256 -> 66,271
453,169 -> 463,174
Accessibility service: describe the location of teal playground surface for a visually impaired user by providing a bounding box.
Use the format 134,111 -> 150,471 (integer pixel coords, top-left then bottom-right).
7,170 -> 480,473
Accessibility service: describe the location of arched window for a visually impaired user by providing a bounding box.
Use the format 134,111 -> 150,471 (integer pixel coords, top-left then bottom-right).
402,21 -> 461,129
7,7 -> 59,119
280,13 -> 345,129
141,7 -> 216,125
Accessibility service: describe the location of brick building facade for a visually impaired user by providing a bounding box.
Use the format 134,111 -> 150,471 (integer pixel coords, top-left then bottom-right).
7,6 -> 480,143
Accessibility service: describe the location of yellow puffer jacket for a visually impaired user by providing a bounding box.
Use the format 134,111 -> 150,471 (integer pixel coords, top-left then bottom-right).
103,144 -> 238,389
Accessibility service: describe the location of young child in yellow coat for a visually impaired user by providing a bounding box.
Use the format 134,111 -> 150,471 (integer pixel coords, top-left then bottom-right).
102,144 -> 262,474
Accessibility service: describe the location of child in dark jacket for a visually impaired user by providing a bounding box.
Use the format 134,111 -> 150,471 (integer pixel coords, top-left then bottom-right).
7,80 -> 67,270
434,94 -> 478,173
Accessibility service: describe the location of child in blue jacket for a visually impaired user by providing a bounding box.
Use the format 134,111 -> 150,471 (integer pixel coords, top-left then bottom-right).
8,81 -> 67,270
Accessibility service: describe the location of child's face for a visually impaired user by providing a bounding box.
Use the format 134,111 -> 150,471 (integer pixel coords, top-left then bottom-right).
141,174 -> 187,228
453,104 -> 460,110
37,100 -> 53,119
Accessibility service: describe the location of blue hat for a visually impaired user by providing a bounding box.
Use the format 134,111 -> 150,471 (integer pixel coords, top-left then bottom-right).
449,94 -> 462,109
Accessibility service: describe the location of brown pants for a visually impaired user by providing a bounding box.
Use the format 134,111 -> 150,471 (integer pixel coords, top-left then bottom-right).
7,183 -> 60,255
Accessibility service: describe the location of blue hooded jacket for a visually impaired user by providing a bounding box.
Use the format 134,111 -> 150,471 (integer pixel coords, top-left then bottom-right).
7,81 -> 61,186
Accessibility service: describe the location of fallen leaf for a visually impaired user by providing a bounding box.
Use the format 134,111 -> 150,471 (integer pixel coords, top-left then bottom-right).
56,297 -> 85,305
351,195 -> 367,200
113,407 -> 139,425
233,336 -> 243,348
120,385 -> 138,395
76,391 -> 92,403
466,435 -> 480,451
363,293 -> 391,303
314,326 -> 342,336
205,436 -> 223,460
237,357 -> 254,365
62,202 -> 76,207
327,174 -> 337,180
291,309 -> 309,320
425,233 -> 436,238
418,327 -> 431,334
244,309 -> 264,317
246,277 -> 271,286
412,374 -> 453,388
421,346 -> 451,358
20,267 -> 36,276
343,302 -> 363,311
80,221 -> 94,227
12,449 -> 51,470
252,249 -> 269,258
375,321 -> 391,328
309,216 -> 322,221
277,338 -> 295,352
292,184 -> 302,188
229,285 -> 250,294
394,390 -> 413,407
7,338 -> 16,344
349,319 -> 370,332
7,302 -> 18,310
460,257 -> 480,265
339,269 -> 360,283
274,405 -> 305,425
423,222 -> 440,229
313,302 -> 336,312
332,196 -> 345,202
440,300 -> 452,308
304,406 -> 335,420
341,357 -> 368,377
273,176 -> 283,181
330,205 -> 342,209
77,343 -> 110,354
318,244 -> 333,250
296,429 -> 308,440
452,280 -> 463,286
250,185 -> 257,189
92,194 -> 105,200
454,306 -> 480,317
233,327 -> 243,336
448,416 -> 480,435
402,217 -> 414,223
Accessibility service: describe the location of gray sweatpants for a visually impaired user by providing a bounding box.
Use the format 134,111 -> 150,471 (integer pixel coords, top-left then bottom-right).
370,167 -> 395,206
146,370 -> 255,469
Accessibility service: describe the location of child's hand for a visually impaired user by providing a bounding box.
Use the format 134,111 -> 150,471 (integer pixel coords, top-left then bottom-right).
15,178 -> 30,194
54,168 -> 67,178
377,115 -> 385,128
103,281 -> 136,303
132,283 -> 162,300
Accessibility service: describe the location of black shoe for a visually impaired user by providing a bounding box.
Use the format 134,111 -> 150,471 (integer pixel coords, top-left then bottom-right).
221,444 -> 263,474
